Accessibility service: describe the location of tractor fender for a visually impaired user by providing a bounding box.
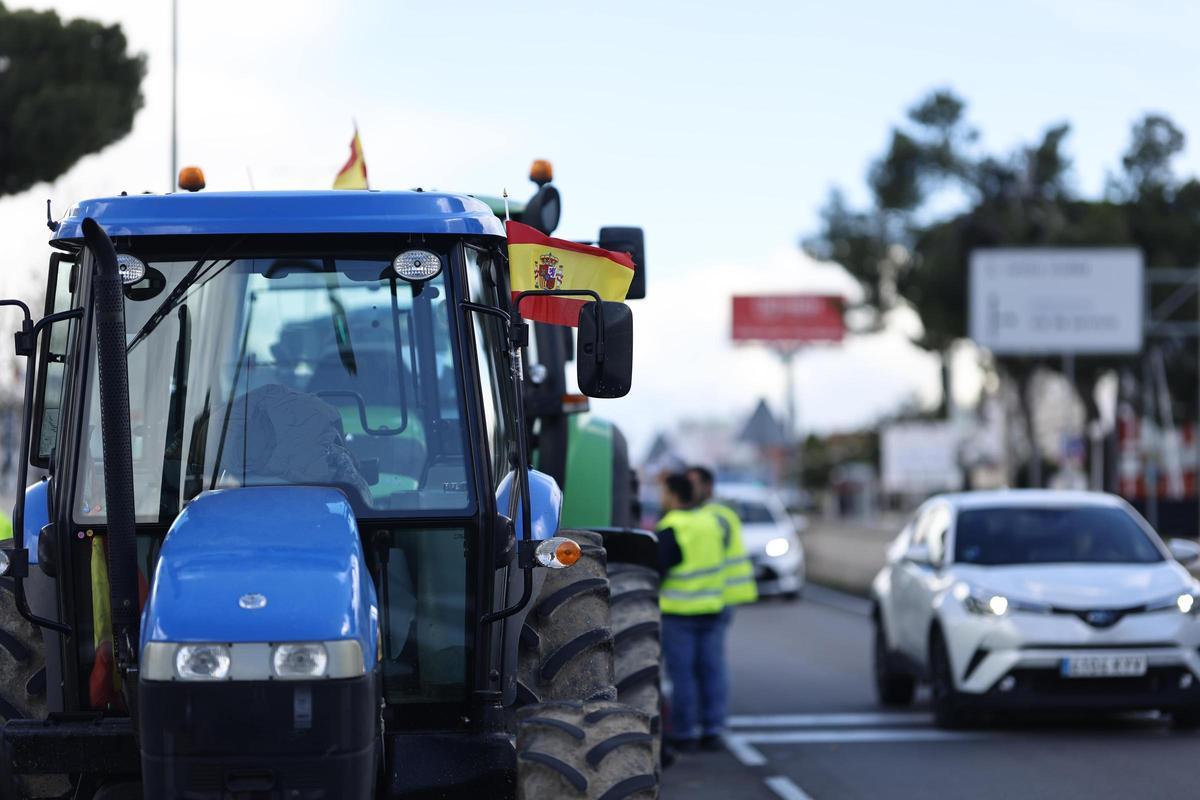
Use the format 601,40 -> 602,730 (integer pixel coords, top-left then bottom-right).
141,486 -> 379,673
495,469 -> 562,541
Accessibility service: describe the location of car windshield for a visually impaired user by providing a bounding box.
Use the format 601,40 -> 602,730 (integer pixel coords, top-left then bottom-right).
723,499 -> 776,525
75,238 -> 474,523
954,505 -> 1164,565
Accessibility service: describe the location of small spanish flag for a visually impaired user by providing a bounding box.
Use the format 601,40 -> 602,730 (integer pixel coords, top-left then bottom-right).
507,221 -> 635,326
333,128 -> 369,189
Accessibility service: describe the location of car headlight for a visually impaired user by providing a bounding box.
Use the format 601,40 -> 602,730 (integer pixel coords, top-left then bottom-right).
175,644 -> 231,680
765,537 -> 790,558
1147,590 -> 1200,615
956,583 -> 1049,617
273,643 -> 329,679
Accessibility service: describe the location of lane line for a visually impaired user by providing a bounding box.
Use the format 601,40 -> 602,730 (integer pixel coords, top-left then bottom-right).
739,728 -> 990,745
722,733 -> 768,766
765,775 -> 815,800
729,712 -> 931,728
803,584 -> 873,616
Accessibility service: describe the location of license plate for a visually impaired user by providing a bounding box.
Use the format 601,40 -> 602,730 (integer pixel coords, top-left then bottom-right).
1060,654 -> 1148,678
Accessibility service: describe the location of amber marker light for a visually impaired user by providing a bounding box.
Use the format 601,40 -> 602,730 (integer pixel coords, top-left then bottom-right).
535,537 -> 582,569
178,166 -> 206,192
530,159 -> 554,186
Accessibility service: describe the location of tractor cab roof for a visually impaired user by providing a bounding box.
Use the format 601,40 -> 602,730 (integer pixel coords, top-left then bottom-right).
51,190 -> 506,246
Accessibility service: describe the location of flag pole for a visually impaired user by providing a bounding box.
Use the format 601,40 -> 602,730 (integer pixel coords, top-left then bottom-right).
502,188 -> 510,221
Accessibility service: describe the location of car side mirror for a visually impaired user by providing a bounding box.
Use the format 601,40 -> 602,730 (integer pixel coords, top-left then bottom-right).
905,542 -> 932,566
577,301 -> 632,398
1168,538 -> 1200,567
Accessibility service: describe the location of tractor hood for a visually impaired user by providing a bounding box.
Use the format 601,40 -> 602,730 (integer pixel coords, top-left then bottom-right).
141,486 -> 378,662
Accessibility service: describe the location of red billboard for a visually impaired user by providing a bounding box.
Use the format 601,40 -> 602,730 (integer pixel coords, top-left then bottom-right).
731,294 -> 844,343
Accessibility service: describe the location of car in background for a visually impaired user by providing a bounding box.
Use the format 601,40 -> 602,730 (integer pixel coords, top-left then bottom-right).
871,490 -> 1200,729
717,484 -> 806,600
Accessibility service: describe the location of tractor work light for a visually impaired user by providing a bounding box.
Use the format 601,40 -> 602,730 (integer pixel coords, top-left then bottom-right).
0,549 -> 10,577
175,644 -> 232,680
116,254 -> 147,285
273,643 -> 329,679
392,249 -> 442,282
536,537 -> 582,569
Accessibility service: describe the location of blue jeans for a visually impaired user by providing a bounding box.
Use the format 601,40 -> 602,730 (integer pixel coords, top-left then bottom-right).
662,613 -> 727,740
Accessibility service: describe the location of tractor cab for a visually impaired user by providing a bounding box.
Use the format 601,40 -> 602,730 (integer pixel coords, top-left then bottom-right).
0,189 -> 653,800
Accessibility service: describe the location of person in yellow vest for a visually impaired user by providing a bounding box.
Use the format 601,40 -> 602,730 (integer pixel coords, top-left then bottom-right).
688,466 -> 759,609
656,472 -> 727,753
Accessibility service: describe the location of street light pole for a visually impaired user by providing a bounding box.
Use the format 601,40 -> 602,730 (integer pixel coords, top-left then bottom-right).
170,0 -> 178,192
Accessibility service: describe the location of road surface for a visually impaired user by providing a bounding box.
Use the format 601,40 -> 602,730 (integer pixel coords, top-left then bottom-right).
662,585 -> 1199,799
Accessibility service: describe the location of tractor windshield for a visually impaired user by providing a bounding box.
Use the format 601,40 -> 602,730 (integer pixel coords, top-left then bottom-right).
74,237 -> 475,524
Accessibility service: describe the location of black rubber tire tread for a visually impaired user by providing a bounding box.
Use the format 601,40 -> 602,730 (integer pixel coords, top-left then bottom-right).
517,700 -> 658,800
873,614 -> 916,707
518,531 -> 616,706
607,564 -> 662,719
586,731 -> 654,768
523,716 -> 586,740
930,629 -> 972,730
0,570 -> 68,799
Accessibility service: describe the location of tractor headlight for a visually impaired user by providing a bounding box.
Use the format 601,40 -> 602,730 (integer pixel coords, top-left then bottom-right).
143,640 -> 365,681
175,644 -> 231,680
273,643 -> 329,679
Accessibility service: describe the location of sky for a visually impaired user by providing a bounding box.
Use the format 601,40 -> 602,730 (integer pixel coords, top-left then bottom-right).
4,0 -> 1200,458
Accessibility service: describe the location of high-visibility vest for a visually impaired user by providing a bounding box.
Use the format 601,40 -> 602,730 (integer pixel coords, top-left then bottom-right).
706,501 -> 758,606
658,509 -> 726,616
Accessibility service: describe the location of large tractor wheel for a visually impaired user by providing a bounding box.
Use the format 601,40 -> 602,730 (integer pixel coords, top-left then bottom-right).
0,577 -> 67,799
607,563 -> 661,765
517,700 -> 658,800
518,531 -> 616,705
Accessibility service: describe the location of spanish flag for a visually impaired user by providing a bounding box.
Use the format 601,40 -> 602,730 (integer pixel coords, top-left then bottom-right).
507,221 -> 635,326
333,128 -> 369,189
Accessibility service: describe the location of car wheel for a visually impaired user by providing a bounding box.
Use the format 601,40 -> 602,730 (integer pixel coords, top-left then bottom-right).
873,615 -> 915,707
929,630 -> 971,729
1170,706 -> 1200,731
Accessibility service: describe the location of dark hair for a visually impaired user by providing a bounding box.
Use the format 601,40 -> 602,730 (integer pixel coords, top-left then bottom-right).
687,466 -> 715,488
664,473 -> 695,505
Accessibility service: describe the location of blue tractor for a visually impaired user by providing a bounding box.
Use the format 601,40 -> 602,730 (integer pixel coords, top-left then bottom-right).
0,189 -> 662,799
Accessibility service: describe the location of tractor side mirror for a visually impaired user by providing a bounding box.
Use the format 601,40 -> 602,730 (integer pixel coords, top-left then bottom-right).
598,227 -> 646,300
577,301 -> 632,398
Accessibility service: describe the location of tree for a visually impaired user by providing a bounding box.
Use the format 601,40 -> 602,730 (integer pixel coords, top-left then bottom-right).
806,88 -> 1200,487
0,3 -> 146,196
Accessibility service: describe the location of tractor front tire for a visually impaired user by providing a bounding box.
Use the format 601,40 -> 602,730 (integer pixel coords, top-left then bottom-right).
517,700 -> 658,800
518,531 -> 616,705
607,563 -> 662,768
0,576 -> 68,800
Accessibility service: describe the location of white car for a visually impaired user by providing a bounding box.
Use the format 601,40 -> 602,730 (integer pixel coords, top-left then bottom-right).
870,490 -> 1200,728
717,484 -> 806,600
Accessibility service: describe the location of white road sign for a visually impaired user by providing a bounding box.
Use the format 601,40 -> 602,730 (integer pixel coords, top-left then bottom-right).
969,248 -> 1144,354
881,422 -> 963,495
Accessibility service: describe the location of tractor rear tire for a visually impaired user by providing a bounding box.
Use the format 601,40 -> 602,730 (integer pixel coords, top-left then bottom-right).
517,700 -> 658,800
607,564 -> 662,767
518,531 -> 616,706
0,577 -> 68,799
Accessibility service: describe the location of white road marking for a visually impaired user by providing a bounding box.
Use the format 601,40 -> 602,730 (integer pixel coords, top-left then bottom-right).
765,775 -> 816,800
729,712 -> 931,729
803,584 -> 873,616
722,733 -> 768,766
738,728 -> 990,745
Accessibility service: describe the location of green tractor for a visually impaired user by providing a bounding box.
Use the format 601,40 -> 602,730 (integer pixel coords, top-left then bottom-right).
0,182 -> 661,798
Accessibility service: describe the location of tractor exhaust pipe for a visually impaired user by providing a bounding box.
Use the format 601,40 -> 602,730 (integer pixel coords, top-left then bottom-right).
81,218 -> 140,675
